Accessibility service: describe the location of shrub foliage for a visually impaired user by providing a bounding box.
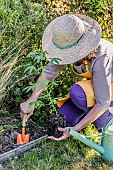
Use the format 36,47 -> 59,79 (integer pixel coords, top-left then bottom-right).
0,0 -> 113,121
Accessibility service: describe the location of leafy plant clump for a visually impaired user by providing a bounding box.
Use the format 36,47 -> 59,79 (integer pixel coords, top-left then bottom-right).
1,0 -> 113,112
1,0 -> 113,134
0,0 -> 48,108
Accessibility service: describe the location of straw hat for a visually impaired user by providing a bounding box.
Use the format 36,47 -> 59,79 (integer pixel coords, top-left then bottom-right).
42,14 -> 102,65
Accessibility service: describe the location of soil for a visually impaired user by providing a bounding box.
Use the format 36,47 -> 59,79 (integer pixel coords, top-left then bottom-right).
0,112 -> 66,155
47,113 -> 66,137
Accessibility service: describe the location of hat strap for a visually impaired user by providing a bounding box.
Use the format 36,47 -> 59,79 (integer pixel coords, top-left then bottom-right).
52,35 -> 83,49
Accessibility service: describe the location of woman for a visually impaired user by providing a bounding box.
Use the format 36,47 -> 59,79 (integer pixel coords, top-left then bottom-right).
20,14 -> 113,141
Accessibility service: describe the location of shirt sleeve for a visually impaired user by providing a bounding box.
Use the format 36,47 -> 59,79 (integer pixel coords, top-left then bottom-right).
92,54 -> 112,110
44,62 -> 65,80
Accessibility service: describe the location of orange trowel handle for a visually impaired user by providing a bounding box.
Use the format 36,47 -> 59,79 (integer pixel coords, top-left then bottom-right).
22,127 -> 25,135
22,127 -> 25,141
22,115 -> 27,136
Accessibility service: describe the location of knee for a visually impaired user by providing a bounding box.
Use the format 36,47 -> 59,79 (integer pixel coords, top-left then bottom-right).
70,84 -> 80,105
70,84 -> 78,101
69,84 -> 86,106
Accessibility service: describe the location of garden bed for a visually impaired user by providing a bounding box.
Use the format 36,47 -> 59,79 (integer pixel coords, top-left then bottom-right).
0,112 -> 66,162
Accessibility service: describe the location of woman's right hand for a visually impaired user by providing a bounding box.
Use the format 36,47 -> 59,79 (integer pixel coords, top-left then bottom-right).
20,101 -> 34,120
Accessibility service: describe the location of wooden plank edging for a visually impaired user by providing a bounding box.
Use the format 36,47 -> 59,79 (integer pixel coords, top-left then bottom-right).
0,135 -> 48,162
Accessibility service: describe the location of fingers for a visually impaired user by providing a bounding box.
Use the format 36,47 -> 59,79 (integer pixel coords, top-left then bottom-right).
48,127 -> 72,141
20,101 -> 34,120
48,136 -> 63,141
20,110 -> 33,121
48,136 -> 66,141
27,111 -> 34,119
48,134 -> 70,141
20,111 -> 24,119
58,127 -> 72,134
20,102 -> 34,114
20,111 -> 27,121
58,127 -> 67,133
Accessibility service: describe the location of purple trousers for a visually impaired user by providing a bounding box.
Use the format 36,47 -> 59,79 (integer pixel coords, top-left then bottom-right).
58,84 -> 113,132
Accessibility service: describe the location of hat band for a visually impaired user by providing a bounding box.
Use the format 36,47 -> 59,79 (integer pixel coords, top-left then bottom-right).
52,35 -> 83,49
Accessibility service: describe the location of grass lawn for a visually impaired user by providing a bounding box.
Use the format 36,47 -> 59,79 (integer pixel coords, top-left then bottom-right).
2,126 -> 113,170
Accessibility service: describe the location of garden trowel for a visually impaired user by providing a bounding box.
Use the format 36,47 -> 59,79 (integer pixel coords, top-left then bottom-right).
17,115 -> 30,145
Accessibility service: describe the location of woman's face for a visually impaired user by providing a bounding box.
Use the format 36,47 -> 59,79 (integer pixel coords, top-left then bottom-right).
74,49 -> 96,66
74,58 -> 84,66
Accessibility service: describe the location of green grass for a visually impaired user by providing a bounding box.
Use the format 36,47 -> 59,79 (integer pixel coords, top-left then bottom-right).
3,126 -> 113,170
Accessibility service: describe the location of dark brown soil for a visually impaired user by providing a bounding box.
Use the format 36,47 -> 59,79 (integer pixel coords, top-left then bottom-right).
0,112 -> 66,155
47,113 -> 66,137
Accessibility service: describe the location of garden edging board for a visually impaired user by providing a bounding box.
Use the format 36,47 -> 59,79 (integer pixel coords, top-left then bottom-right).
0,135 -> 47,162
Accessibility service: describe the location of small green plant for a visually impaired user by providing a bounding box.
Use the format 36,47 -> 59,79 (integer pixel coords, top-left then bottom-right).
23,54 -> 61,116
24,50 -> 47,74
0,0 -> 49,111
0,108 -> 9,115
0,126 -> 4,133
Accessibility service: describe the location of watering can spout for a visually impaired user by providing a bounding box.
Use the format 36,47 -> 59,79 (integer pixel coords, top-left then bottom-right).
68,129 -> 105,155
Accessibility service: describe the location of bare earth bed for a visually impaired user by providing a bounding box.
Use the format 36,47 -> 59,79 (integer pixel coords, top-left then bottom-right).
0,112 -> 66,155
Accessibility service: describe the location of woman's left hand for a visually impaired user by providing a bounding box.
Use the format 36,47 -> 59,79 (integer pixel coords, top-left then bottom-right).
48,127 -> 73,141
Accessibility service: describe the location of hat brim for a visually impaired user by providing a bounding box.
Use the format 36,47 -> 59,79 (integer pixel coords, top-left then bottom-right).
42,14 -> 102,65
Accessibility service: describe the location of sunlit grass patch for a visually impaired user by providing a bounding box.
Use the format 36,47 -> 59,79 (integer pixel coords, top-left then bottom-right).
3,136 -> 113,170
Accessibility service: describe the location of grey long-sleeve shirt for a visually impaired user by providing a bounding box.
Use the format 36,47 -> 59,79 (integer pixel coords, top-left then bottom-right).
44,39 -> 113,110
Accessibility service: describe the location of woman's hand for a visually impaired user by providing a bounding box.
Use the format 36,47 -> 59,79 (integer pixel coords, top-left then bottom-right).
20,101 -> 34,120
48,127 -> 73,141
